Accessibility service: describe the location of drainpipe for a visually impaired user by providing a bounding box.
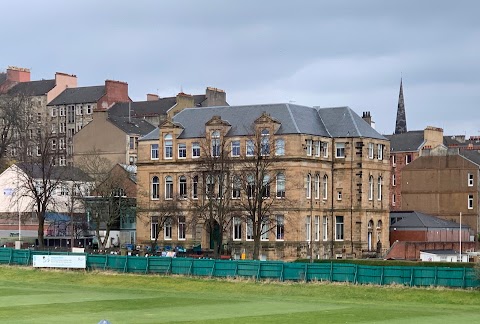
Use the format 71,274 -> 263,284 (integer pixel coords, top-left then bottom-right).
330,140 -> 335,258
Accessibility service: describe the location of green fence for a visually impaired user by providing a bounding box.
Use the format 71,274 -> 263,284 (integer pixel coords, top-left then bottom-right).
0,248 -> 478,289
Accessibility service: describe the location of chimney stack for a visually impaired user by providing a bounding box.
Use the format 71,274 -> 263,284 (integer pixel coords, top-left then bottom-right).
147,93 -> 159,101
7,66 -> 30,82
362,111 -> 372,125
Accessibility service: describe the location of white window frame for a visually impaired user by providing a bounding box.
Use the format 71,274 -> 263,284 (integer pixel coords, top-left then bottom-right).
275,139 -> 285,156
335,142 -> 345,158
305,215 -> 311,242
377,144 -> 383,160
368,176 -> 374,201
179,176 -> 187,199
306,174 -> 311,199
246,219 -> 253,241
314,215 -> 320,241
246,140 -> 255,157
377,176 -> 382,201
392,194 -> 396,206
314,174 -> 320,200
233,217 -> 242,241
406,154 -> 412,165
337,191 -> 342,201
368,143 -> 374,159
178,143 -> 187,159
468,194 -> 474,209
322,175 -> 328,200
306,139 -> 313,156
178,216 -> 186,240
164,217 -> 172,240
468,173 -> 474,187
335,216 -> 344,241
151,144 -> 159,160
260,218 -> 269,241
231,140 -> 240,157
314,141 -> 321,157
392,155 -> 396,167
151,216 -> 159,240
164,134 -> 173,159
322,216 -> 328,241
192,175 -> 198,199
276,215 -> 284,241
392,174 -> 396,187
321,142 -> 328,158
192,142 -> 200,158
151,176 -> 160,200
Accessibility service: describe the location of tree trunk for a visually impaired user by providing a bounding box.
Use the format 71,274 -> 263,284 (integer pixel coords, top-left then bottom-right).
253,237 -> 260,260
37,214 -> 45,249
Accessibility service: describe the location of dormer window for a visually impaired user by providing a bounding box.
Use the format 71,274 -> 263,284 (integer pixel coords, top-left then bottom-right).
211,131 -> 220,157
164,134 -> 173,159
261,129 -> 270,156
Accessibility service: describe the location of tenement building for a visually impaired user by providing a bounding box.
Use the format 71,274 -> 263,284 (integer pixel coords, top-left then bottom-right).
136,103 -> 390,260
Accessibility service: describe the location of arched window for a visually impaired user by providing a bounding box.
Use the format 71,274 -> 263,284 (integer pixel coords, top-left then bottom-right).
276,172 -> 285,198
179,176 -> 187,198
314,174 -> 320,199
322,175 -> 328,200
247,174 -> 255,198
377,220 -> 383,229
164,134 -> 173,159
192,175 -> 198,199
165,176 -> 173,199
151,176 -> 159,199
368,176 -> 374,200
368,220 -> 374,229
377,176 -> 382,201
306,174 -> 311,198
262,175 -> 270,198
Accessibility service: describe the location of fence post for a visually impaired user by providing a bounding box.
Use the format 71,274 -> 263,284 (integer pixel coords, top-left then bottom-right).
462,267 -> 466,289
145,256 -> 149,274
281,262 -> 284,282
434,267 -> 437,286
256,261 -> 261,281
304,263 -> 308,282
234,261 -> 238,277
123,255 -> 128,273
211,259 -> 216,277
329,262 -> 333,282
8,248 -> 13,265
380,266 -> 384,286
353,264 -> 358,284
410,267 -> 414,287
27,249 -> 32,266
167,257 -> 172,274
104,254 -> 108,271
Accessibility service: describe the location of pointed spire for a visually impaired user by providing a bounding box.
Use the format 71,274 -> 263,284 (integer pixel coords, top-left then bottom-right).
395,78 -> 407,134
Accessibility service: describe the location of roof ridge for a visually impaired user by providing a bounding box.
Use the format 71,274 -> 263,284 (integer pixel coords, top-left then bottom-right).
346,107 -> 361,136
285,103 -> 301,133
315,107 -> 332,137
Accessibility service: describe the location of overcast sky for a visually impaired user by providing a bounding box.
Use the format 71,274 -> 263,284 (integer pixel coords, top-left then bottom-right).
2,1 -> 479,136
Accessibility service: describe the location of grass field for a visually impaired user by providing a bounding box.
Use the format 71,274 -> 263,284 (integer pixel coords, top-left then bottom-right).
0,266 -> 479,323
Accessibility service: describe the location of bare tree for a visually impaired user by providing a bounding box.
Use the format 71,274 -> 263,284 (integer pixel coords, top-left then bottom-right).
235,124 -> 286,260
78,153 -> 134,250
0,92 -> 33,170
190,129 -> 237,258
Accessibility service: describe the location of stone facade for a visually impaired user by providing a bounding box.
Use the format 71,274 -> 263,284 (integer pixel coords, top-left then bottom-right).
135,105 -> 390,260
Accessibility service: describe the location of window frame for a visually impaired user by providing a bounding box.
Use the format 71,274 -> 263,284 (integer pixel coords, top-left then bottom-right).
165,176 -> 173,200
151,176 -> 160,200
335,216 -> 344,241
178,143 -> 187,159
276,215 -> 284,241
192,142 -> 200,158
231,140 -> 240,157
335,142 -> 345,158
468,194 -> 474,209
151,144 -> 159,160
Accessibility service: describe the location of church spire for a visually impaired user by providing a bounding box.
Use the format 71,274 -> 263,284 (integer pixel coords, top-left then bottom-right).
395,78 -> 407,134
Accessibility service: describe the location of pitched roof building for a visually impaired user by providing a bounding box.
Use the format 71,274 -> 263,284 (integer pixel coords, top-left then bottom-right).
136,103 -> 391,260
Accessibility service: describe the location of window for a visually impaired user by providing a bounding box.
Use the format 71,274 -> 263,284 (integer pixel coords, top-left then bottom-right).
246,140 -> 255,157
322,175 -> 328,200
335,216 -> 344,241
164,134 -> 173,159
276,215 -> 284,240
305,216 -> 311,242
192,142 -> 200,158
151,144 -> 159,160
164,217 -> 172,240
368,143 -> 374,159
314,141 -> 321,157
468,194 -> 474,209
246,219 -> 253,240
59,138 -> 65,150
179,176 -> 187,198
275,139 -> 285,156
335,142 -> 345,158
129,137 -> 136,150
192,176 -> 198,199
151,176 -> 159,199
59,106 -> 66,117
337,191 -> 342,200
468,173 -> 474,187
59,184 -> 69,196
231,140 -> 240,157
368,176 -> 374,201
86,105 -> 92,114
262,175 -> 270,198
67,106 -> 75,123
247,175 -> 255,198
76,105 -> 83,115
392,174 -> 396,187
232,176 -> 241,199
37,112 -> 42,123
406,154 -> 412,164
276,173 -> 285,198
211,131 -> 220,157
233,217 -> 242,240
306,139 -> 313,156
321,142 -> 328,158
392,194 -> 396,206
261,129 -> 270,155
314,215 -> 320,241
27,146 -> 32,156
59,156 -> 66,166
206,175 -> 215,198
60,123 -> 66,133
306,174 -> 311,198
51,123 -> 56,134
377,144 -> 384,160
314,174 -> 320,199
51,139 -> 56,150
377,176 -> 382,201
151,216 -> 159,240
178,216 -> 186,240
36,145 -> 41,156
261,218 -> 269,241
51,108 -> 57,117
165,176 -> 173,199
178,143 -> 186,158
392,155 -> 396,167
322,216 -> 328,241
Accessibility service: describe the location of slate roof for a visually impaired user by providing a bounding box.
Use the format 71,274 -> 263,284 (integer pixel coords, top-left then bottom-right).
390,211 -> 466,229
109,95 -> 208,118
107,115 -> 156,136
8,79 -> 56,96
119,164 -> 137,183
459,150 -> 480,166
16,163 -> 91,182
385,130 -> 425,152
47,86 -> 105,105
140,103 -> 386,141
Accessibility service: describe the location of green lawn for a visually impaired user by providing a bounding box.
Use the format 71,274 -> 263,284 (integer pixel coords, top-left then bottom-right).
0,265 -> 479,323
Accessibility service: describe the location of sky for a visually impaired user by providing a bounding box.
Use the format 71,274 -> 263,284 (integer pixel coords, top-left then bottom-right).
2,1 -> 479,136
